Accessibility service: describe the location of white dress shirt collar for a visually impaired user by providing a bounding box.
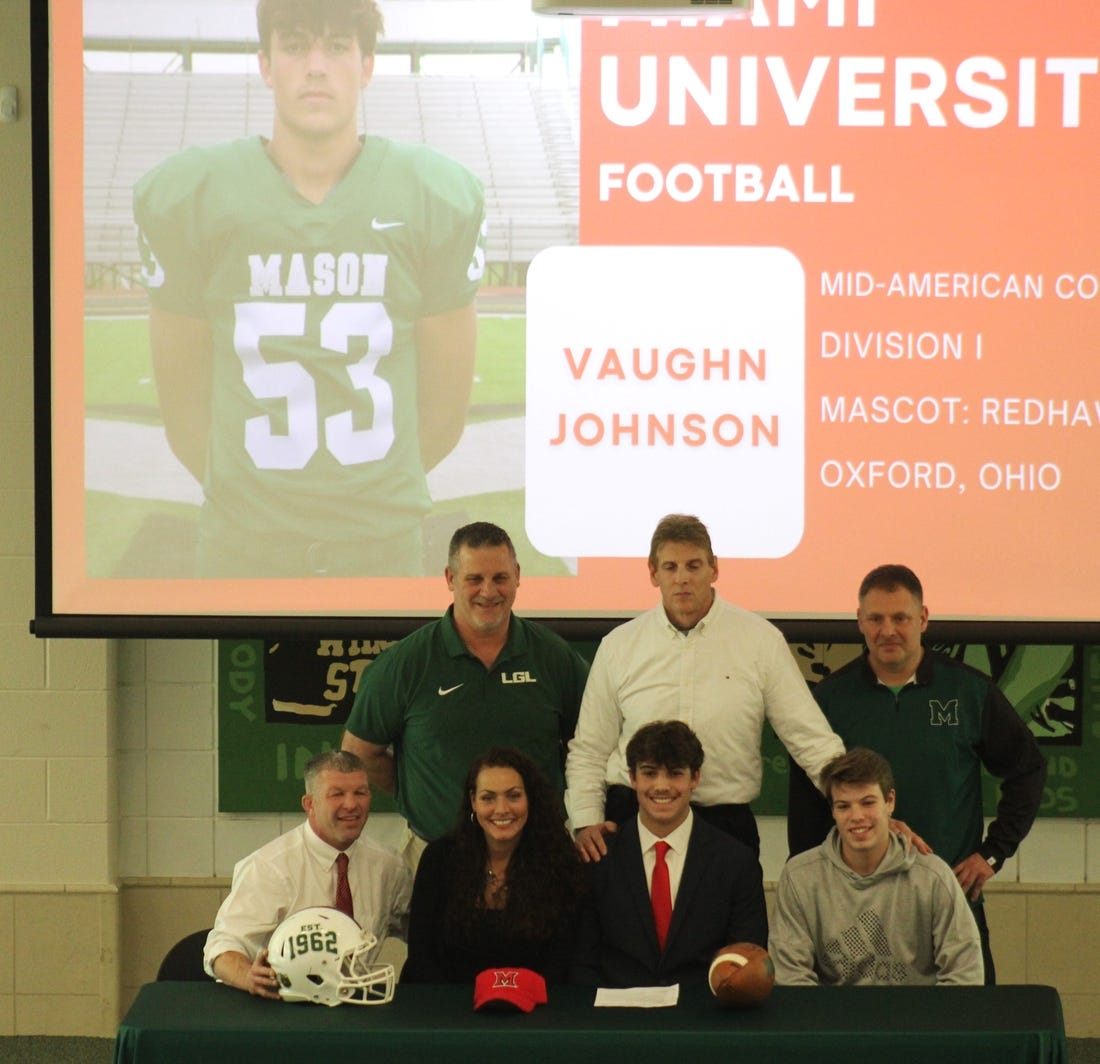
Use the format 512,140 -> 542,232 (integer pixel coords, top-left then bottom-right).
304,820 -> 361,869
659,592 -> 721,637
638,809 -> 694,855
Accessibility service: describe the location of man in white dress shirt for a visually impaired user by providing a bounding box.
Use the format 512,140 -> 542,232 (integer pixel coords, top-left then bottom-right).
566,513 -> 844,861
204,749 -> 410,998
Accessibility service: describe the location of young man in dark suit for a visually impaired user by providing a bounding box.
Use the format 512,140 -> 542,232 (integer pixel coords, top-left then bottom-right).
571,721 -> 767,987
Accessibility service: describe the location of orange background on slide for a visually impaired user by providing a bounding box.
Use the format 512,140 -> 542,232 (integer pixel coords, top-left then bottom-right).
578,2 -> 1100,620
52,1 -> 87,604
50,1 -> 1098,620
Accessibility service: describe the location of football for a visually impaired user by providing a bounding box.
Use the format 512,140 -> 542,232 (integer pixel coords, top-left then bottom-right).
707,942 -> 775,1008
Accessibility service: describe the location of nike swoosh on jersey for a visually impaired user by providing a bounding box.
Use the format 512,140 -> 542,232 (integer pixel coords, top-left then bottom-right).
371,218 -> 406,230
438,684 -> 464,696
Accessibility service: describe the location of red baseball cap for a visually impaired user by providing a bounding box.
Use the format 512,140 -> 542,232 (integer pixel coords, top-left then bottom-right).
473,968 -> 548,1013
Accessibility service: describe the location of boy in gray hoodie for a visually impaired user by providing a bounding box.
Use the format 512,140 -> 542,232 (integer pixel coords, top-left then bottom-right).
772,747 -> 983,986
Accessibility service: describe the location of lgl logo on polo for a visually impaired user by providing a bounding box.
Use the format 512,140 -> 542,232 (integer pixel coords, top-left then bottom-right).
501,671 -> 537,685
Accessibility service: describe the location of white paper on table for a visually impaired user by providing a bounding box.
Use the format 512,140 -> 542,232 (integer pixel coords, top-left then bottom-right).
593,985 -> 680,1008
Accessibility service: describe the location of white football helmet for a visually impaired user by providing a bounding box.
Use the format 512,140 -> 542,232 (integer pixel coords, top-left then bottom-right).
267,906 -> 395,1006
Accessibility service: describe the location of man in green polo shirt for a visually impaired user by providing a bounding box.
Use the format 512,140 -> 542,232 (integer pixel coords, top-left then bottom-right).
342,521 -> 589,864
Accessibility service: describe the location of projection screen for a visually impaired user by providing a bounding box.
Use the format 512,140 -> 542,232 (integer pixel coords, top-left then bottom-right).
32,0 -> 1100,638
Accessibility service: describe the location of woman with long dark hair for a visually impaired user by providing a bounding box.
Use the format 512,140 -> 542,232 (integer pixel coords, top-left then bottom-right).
401,747 -> 584,983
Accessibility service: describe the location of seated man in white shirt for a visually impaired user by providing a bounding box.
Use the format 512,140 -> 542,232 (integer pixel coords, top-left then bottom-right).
204,750 -> 411,998
771,747 -> 983,986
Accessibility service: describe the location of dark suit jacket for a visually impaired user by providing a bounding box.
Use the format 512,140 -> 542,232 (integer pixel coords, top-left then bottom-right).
570,815 -> 768,987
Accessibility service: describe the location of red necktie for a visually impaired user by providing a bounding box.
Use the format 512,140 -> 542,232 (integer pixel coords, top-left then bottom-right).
335,852 -> 354,919
651,841 -> 672,950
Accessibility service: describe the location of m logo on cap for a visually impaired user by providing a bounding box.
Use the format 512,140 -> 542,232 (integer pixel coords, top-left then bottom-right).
473,967 -> 548,1013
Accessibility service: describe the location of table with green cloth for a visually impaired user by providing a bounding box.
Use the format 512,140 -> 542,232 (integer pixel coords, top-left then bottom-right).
114,980 -> 1068,1064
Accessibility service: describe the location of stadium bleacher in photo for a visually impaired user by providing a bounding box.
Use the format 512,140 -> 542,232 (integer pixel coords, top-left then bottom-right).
84,68 -> 579,290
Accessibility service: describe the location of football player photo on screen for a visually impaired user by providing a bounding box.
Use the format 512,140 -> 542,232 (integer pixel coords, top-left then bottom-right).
129,0 -> 487,579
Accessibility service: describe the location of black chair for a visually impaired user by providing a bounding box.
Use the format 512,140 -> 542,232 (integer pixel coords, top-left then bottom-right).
156,928 -> 213,981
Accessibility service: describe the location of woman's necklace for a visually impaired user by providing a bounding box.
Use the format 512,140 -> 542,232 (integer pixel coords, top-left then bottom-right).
485,863 -> 509,906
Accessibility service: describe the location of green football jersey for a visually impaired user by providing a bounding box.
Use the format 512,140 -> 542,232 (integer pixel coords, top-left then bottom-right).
134,136 -> 486,570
